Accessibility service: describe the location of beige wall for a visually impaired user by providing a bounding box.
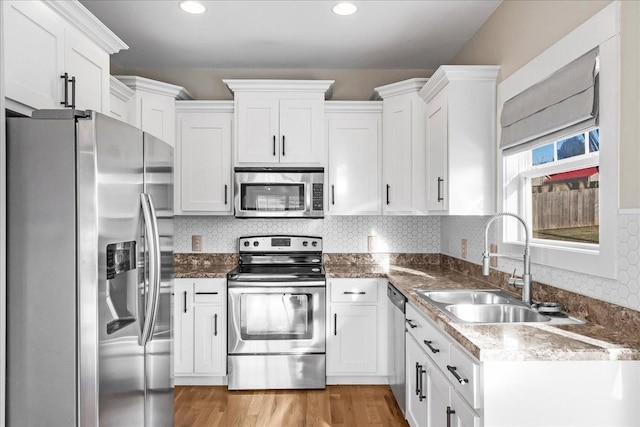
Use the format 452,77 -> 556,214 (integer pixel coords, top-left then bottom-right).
110,64 -> 432,101
452,0 -> 640,209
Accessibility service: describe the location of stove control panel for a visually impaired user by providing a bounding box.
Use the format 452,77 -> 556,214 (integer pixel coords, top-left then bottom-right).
238,235 -> 322,252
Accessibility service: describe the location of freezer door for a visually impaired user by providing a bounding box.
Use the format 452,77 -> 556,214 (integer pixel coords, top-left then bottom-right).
143,131 -> 175,427
77,113 -> 146,427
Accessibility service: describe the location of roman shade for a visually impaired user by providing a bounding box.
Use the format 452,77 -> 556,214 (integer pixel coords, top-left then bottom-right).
500,48 -> 599,154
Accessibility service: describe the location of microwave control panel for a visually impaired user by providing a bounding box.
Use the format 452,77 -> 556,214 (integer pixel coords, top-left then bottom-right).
312,183 -> 324,211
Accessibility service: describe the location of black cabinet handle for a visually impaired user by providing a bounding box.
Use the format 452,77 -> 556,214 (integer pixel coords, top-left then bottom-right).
273,135 -> 276,156
386,184 -> 390,205
214,313 -> 218,336
183,291 -> 187,313
424,340 -> 440,354
343,291 -> 366,295
415,362 -> 420,396
406,319 -> 417,329
418,364 -> 426,402
333,313 -> 337,336
282,135 -> 285,156
331,184 -> 335,205
446,406 -> 456,427
70,76 -> 76,109
446,365 -> 469,384
224,184 -> 228,205
437,177 -> 444,202
60,73 -> 69,107
195,292 -> 218,295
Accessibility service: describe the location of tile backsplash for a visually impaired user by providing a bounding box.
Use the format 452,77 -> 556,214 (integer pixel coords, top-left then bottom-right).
175,213 -> 640,312
440,213 -> 640,312
175,215 -> 441,253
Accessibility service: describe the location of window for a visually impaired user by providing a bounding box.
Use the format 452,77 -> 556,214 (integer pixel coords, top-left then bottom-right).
511,128 -> 600,246
497,2 -> 619,279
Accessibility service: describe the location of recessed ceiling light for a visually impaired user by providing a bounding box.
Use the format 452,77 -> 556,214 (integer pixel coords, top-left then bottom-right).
333,2 -> 357,16
179,1 -> 206,14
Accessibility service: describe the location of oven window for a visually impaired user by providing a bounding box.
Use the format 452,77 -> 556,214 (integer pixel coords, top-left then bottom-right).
240,183 -> 305,211
240,293 -> 313,340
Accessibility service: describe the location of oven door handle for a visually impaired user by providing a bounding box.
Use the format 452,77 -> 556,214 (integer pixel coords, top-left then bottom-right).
227,281 -> 327,288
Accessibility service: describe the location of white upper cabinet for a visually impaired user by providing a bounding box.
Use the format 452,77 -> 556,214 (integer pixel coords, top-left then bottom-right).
109,76 -> 135,125
326,102 -> 382,215
419,66 -> 500,215
3,0 -> 127,115
115,76 -> 193,147
375,78 -> 429,215
175,102 -> 233,215
225,80 -> 333,165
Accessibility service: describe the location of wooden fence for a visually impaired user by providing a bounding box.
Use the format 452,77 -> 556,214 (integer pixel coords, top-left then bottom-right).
532,188 -> 599,230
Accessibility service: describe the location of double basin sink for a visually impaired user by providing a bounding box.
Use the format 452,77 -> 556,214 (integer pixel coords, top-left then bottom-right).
415,289 -> 584,325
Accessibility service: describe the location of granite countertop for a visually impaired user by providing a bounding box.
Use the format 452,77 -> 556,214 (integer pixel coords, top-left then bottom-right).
174,263 -> 236,279
326,264 -> 640,362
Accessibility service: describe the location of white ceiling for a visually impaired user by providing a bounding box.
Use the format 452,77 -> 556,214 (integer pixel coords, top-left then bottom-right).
80,0 -> 501,70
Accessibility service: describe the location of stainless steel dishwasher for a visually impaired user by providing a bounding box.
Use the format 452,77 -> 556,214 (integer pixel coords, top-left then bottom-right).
387,282 -> 407,415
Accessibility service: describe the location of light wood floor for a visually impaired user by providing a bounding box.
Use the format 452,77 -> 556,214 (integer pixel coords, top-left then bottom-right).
175,385 -> 409,427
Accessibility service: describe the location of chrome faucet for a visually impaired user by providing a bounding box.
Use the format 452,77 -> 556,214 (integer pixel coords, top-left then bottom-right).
481,212 -> 532,305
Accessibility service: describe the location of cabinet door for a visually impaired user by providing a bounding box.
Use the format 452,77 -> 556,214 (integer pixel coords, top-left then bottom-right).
139,93 -> 176,147
327,305 -> 377,374
64,26 -> 110,113
279,99 -> 324,164
426,357 -> 452,427
236,99 -> 280,163
405,334 -> 428,427
449,392 -> 481,427
173,281 -> 194,374
178,113 -> 232,213
426,90 -> 448,212
4,0 -> 65,110
327,116 -> 380,215
193,305 -> 225,375
382,96 -> 414,214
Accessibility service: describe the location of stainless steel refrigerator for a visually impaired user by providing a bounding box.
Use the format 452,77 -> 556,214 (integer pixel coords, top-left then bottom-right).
6,110 -> 174,426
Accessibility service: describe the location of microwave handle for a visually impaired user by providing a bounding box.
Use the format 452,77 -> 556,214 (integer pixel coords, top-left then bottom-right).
282,135 -> 286,157
272,136 -> 276,157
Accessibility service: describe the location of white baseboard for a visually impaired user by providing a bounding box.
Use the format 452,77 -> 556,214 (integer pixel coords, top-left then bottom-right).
175,375 -> 228,386
326,375 -> 388,385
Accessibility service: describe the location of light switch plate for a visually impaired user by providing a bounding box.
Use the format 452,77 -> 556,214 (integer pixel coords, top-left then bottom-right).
367,235 -> 377,252
192,235 -> 203,252
461,239 -> 468,258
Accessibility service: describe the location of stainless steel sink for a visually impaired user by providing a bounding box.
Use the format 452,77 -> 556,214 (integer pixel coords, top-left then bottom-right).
417,289 -> 513,305
414,288 -> 585,325
446,304 -> 550,323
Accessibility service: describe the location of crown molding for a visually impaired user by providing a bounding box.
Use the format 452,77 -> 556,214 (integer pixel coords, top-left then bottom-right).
109,76 -> 135,102
419,65 -> 500,103
115,76 -> 194,100
223,79 -> 334,98
45,0 -> 128,54
374,78 -> 429,99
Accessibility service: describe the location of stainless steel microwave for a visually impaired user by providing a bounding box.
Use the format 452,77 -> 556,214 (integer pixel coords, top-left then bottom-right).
234,167 -> 324,218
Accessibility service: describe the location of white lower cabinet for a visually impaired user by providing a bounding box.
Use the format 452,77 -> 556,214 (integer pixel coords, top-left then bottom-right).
404,301 -> 640,427
174,278 -> 227,385
326,278 -> 387,383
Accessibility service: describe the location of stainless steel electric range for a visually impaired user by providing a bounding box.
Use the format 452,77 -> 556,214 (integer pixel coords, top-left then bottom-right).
227,235 -> 326,390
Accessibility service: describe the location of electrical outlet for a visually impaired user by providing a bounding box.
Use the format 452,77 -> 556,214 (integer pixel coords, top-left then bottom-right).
490,243 -> 498,267
192,235 -> 203,252
367,235 -> 377,252
461,239 -> 468,258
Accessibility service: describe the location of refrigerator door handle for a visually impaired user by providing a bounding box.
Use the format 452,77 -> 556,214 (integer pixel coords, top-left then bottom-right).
140,193 -> 161,346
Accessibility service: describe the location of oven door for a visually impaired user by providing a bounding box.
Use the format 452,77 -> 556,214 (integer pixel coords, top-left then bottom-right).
228,282 -> 325,354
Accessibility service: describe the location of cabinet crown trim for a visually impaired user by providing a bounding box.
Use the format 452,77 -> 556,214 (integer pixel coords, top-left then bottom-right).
419,65 -> 500,103
45,0 -> 128,53
115,76 -> 194,100
176,100 -> 234,113
223,79 -> 334,97
374,78 -> 429,99
325,101 -> 383,113
110,76 -> 135,102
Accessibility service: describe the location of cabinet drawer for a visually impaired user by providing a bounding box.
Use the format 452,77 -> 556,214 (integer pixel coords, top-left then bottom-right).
448,345 -> 480,409
406,303 -> 450,369
193,280 -> 224,304
330,279 -> 378,303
